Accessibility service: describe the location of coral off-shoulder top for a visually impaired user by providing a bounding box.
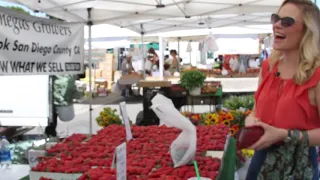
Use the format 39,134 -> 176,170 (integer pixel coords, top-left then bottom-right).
254,59 -> 320,130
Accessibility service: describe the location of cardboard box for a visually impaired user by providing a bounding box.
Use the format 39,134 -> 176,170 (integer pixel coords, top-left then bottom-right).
85,69 -> 102,79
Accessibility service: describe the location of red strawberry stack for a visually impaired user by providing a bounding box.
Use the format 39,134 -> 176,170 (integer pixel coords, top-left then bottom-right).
32,124 -> 229,180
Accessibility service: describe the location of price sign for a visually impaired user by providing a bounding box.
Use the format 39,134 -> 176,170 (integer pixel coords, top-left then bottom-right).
28,149 -> 46,168
238,107 -> 246,113
119,102 -> 133,141
111,143 -> 127,180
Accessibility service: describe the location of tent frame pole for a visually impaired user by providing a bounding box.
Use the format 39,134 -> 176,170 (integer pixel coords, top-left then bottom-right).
159,36 -> 164,80
140,24 -> 145,79
178,37 -> 181,59
87,8 -> 93,135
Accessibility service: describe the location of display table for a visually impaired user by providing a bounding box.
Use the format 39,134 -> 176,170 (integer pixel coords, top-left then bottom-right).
3,165 -> 30,180
212,78 -> 258,93
25,125 -> 233,179
189,87 -> 223,112
169,77 -> 258,93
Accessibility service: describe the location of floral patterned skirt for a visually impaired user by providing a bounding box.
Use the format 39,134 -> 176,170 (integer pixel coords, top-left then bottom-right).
246,145 -> 319,180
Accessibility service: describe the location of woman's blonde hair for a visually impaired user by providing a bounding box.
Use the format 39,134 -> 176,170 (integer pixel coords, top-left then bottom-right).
269,0 -> 320,85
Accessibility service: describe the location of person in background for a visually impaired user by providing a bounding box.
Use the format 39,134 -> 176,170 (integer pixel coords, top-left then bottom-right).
121,53 -> 134,97
166,50 -> 180,73
163,63 -> 171,78
214,57 -> 222,69
148,48 -> 159,71
121,53 -> 134,75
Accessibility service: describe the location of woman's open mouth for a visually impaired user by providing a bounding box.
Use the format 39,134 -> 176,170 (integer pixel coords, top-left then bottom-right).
274,32 -> 287,40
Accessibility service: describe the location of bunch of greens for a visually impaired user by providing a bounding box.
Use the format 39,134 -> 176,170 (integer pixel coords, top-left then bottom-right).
53,75 -> 77,106
223,95 -> 254,110
10,137 -> 58,164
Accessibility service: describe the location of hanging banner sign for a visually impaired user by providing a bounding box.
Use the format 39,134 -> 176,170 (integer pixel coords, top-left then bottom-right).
0,7 -> 84,75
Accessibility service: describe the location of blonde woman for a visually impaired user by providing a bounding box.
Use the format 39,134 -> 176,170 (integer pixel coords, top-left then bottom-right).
245,0 -> 320,179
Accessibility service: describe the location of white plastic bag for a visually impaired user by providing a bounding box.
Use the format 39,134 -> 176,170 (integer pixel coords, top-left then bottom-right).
151,94 -> 175,127
151,94 -> 197,168
111,83 -> 121,94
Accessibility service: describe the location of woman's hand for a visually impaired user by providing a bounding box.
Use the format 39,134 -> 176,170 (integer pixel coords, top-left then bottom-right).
249,122 -> 287,150
245,115 -> 259,127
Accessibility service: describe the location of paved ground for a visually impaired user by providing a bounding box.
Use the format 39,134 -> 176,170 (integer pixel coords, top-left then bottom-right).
26,93 -> 215,136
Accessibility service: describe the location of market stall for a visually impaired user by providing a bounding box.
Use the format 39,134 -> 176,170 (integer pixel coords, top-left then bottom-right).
3,1 -> 284,179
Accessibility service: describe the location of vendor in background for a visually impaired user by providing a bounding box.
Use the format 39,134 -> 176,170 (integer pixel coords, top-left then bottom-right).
166,50 -> 181,73
214,55 -> 224,70
121,53 -> 134,97
145,48 -> 157,75
121,53 -> 134,75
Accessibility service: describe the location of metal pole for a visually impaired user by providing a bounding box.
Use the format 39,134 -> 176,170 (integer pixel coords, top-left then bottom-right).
177,37 -> 181,58
189,40 -> 192,64
159,36 -> 164,80
140,24 -> 145,79
93,63 -> 96,85
87,8 -> 93,135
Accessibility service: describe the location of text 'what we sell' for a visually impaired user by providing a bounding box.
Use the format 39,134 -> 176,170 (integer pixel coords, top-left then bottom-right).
0,61 -> 81,73
0,38 -> 81,56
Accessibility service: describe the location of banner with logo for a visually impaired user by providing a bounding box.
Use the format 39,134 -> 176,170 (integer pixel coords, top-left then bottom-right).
0,7 -> 84,75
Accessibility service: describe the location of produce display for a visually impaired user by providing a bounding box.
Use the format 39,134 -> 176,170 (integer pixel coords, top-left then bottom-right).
32,125 -> 229,180
223,95 -> 254,111
246,68 -> 260,73
201,81 -> 221,94
183,109 -> 251,136
183,67 -> 259,78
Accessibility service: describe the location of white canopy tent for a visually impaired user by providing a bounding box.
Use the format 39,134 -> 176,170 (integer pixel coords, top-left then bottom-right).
84,24 -> 272,42
7,0 -> 279,33
6,0 -> 279,134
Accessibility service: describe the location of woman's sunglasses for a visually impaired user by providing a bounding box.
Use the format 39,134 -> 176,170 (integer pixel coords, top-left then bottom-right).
271,13 -> 295,28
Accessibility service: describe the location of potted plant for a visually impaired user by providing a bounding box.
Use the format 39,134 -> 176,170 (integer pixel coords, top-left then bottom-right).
180,70 -> 206,95
54,75 -> 77,121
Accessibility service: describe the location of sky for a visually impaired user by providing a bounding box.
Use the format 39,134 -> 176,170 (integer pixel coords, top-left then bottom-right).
0,0 -> 46,17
